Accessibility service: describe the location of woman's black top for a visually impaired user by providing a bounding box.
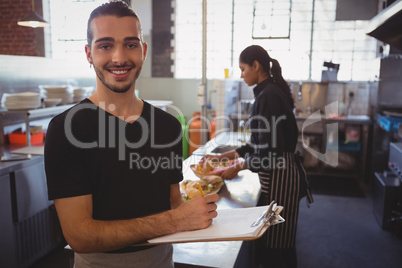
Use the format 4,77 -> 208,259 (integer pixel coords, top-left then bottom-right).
236,78 -> 298,172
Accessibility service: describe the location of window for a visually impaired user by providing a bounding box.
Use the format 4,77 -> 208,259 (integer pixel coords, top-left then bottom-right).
174,0 -> 233,79
48,0 -> 108,59
252,0 -> 292,39
174,0 -> 379,81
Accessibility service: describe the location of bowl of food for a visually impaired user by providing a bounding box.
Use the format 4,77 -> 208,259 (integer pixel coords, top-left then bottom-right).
190,159 -> 238,178
181,175 -> 224,200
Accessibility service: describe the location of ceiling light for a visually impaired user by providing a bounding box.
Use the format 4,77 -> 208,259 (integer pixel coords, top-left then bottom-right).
17,0 -> 49,28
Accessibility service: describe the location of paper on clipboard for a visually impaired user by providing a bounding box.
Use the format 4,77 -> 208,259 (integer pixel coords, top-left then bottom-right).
148,205 -> 285,244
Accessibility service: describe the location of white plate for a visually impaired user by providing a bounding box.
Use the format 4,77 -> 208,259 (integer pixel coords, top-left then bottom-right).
41,85 -> 68,91
4,104 -> 41,110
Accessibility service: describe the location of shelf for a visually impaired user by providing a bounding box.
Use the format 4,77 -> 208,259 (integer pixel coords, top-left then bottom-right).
0,105 -> 74,146
327,141 -> 361,151
0,104 -> 74,119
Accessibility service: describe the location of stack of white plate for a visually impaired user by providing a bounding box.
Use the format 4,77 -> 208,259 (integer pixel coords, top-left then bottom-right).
41,85 -> 73,105
73,87 -> 93,103
1,92 -> 41,110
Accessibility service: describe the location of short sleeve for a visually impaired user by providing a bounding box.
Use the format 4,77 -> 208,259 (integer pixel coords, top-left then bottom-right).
45,114 -> 91,200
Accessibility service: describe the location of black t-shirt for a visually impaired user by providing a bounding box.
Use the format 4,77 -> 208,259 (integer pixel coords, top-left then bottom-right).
45,99 -> 183,221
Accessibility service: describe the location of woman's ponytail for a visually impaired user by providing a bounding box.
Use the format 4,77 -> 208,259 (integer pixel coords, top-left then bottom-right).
270,58 -> 295,109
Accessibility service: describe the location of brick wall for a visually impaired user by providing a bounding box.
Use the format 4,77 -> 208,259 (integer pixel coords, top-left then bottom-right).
151,0 -> 174,77
0,0 -> 45,56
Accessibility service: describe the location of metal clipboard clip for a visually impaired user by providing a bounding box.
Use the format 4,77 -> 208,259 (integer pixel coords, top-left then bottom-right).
250,200 -> 285,227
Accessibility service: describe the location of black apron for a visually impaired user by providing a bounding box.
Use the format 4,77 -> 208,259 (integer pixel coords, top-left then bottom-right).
256,151 -> 313,248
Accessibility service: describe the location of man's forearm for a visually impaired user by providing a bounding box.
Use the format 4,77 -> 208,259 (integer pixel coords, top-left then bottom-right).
57,194 -> 218,253
65,210 -> 177,253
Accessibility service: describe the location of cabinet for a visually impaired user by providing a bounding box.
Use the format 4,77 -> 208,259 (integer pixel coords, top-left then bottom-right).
0,173 -> 17,268
0,156 -> 64,268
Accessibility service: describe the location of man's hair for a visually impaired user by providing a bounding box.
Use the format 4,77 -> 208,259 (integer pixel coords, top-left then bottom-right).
87,0 -> 143,46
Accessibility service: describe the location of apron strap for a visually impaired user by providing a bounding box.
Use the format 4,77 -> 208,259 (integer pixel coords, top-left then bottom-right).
294,151 -> 314,205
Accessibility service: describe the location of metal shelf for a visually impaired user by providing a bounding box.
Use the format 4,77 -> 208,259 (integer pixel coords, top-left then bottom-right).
0,105 -> 73,146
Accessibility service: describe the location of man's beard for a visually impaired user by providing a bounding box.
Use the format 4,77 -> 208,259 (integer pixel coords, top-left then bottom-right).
93,65 -> 141,94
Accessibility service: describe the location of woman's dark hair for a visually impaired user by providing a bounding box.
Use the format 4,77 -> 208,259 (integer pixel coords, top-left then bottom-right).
87,1 -> 142,46
239,45 -> 294,109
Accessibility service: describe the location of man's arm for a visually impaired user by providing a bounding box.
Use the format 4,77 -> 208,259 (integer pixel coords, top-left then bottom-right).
54,192 -> 218,253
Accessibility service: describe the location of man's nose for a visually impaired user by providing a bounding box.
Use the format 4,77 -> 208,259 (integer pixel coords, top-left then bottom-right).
112,47 -> 127,65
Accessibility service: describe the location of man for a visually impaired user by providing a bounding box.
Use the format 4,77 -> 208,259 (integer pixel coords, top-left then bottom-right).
44,1 -> 219,267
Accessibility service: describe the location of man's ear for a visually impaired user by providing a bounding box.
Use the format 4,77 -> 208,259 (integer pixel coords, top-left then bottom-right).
85,45 -> 93,64
142,42 -> 148,60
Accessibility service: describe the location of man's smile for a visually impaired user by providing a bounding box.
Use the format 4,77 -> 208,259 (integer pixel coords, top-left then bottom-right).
111,70 -> 128,74
107,67 -> 133,80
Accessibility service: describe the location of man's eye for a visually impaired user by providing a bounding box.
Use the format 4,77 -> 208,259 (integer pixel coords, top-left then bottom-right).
127,43 -> 138,49
99,44 -> 111,50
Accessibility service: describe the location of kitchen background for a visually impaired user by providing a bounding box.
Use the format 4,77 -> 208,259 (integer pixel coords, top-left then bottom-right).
1,0 -> 402,267
2,0 -> 402,173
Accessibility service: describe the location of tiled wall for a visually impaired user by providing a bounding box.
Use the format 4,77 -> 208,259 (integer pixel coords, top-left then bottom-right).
327,82 -> 371,116
0,55 -> 95,127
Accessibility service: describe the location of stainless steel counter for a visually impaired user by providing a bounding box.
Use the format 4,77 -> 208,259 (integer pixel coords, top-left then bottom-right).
173,133 -> 260,267
0,146 -> 44,176
296,114 -> 371,124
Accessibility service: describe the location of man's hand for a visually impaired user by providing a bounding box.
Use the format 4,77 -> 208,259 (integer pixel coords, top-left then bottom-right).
171,193 -> 219,231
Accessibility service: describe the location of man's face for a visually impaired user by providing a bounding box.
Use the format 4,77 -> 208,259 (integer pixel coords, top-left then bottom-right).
85,16 -> 147,94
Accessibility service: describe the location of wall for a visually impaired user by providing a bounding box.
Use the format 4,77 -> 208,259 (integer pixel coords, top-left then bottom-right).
131,0 -> 173,78
0,55 -> 95,93
0,54 -> 208,124
131,0 -> 152,77
136,77 -> 213,118
0,55 -> 95,129
151,0 -> 174,77
0,0 -> 45,56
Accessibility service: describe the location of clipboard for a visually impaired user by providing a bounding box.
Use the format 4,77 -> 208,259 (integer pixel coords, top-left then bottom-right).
146,201 -> 285,245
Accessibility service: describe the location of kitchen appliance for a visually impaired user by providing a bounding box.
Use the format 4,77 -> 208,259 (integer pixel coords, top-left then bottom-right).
370,56 -> 402,108
292,82 -> 328,115
321,61 -> 340,82
369,55 -> 402,181
373,142 -> 402,233
366,0 -> 402,51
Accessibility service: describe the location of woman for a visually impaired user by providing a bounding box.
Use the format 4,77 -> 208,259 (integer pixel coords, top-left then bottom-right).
202,45 -> 313,267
